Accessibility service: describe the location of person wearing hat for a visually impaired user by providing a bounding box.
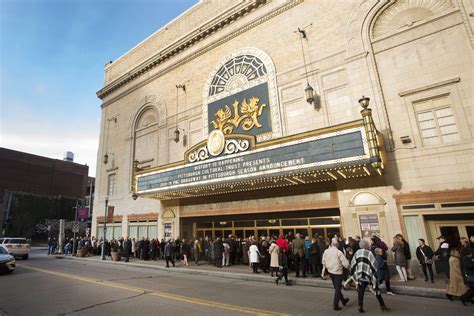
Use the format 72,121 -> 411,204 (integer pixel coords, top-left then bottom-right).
435,236 -> 451,280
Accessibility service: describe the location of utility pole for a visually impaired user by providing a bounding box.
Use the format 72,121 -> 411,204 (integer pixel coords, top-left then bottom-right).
71,201 -> 78,255
101,197 -> 108,260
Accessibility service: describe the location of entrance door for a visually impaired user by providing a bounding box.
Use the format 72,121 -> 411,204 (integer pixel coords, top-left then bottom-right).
439,226 -> 461,248
429,220 -> 474,247
466,226 -> 474,239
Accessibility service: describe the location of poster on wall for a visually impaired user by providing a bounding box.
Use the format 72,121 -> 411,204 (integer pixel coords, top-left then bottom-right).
164,223 -> 172,240
359,214 -> 380,239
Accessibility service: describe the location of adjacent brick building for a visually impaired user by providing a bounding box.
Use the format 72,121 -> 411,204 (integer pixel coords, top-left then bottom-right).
0,148 -> 89,237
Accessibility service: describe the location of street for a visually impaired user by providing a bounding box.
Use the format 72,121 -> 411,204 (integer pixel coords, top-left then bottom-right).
0,249 -> 472,316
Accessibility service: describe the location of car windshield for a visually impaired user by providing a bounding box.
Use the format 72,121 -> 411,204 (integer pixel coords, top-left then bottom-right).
7,239 -> 26,244
0,247 -> 7,254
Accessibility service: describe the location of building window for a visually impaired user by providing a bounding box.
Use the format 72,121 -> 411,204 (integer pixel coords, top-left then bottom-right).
107,173 -> 117,197
415,96 -> 459,146
208,54 -> 267,96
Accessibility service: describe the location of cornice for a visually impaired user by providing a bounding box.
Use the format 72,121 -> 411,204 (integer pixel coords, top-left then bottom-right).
97,0 -> 304,105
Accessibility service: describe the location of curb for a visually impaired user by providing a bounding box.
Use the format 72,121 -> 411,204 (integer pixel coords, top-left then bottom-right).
62,256 -> 445,299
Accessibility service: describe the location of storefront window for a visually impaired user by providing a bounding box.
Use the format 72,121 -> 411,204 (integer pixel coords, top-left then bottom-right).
234,221 -> 254,227
196,222 -> 213,228
138,226 -> 147,238
281,219 -> 308,226
129,226 -> 138,238
309,217 -> 340,225
256,220 -> 280,226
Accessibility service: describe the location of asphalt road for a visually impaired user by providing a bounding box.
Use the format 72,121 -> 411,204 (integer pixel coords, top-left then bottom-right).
0,249 -> 472,316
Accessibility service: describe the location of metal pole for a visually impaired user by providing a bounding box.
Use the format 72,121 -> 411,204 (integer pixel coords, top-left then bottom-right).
58,219 -> 65,255
72,200 -> 78,255
101,197 -> 108,260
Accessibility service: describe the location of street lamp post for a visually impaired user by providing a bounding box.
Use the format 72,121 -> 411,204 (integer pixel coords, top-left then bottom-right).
101,197 -> 108,260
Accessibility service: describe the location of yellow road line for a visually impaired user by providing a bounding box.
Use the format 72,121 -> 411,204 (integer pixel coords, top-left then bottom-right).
21,265 -> 290,316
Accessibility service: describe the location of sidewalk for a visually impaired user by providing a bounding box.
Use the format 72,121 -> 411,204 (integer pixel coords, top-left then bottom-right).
62,255 -> 447,299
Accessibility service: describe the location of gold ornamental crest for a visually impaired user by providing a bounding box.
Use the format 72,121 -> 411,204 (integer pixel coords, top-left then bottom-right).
207,130 -> 225,156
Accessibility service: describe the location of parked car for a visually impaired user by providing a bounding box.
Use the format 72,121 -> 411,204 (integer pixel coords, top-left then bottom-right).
0,238 -> 31,259
0,246 -> 16,273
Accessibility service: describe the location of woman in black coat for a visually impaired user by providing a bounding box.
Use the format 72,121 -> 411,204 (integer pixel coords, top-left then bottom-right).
460,247 -> 474,305
416,239 -> 435,283
275,248 -> 291,286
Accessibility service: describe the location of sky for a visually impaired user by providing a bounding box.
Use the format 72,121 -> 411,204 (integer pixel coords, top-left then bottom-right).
0,0 -> 197,177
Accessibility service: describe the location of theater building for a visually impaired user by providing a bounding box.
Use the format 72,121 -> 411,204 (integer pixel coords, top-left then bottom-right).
93,0 -> 474,256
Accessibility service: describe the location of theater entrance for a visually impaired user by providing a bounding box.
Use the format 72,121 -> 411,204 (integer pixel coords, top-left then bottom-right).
180,209 -> 342,240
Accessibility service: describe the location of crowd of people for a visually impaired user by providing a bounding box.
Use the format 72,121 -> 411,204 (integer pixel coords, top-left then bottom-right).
49,232 -> 474,311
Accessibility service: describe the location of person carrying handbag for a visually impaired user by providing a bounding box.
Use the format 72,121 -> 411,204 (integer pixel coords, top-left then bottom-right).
416,239 -> 435,283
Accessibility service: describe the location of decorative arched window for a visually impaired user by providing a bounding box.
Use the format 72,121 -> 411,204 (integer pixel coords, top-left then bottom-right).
203,48 -> 282,142
208,55 -> 267,96
130,95 -> 167,171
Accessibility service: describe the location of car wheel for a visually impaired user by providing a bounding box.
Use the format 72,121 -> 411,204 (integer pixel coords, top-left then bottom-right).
23,254 -> 29,260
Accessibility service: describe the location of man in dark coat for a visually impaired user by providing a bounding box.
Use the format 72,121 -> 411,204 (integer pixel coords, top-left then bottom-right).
435,236 -> 451,280
213,237 -> 223,268
292,233 -> 306,277
123,237 -> 132,262
164,240 -> 175,267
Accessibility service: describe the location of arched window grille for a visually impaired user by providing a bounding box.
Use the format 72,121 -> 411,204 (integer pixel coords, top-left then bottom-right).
208,55 -> 267,96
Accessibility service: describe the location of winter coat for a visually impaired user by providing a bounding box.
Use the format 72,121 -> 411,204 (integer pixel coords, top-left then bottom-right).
435,242 -> 450,261
269,243 -> 279,268
391,242 -> 407,266
278,251 -> 288,269
376,254 -> 389,281
461,255 -> 474,286
214,240 -> 223,258
304,239 -> 311,259
416,245 -> 434,264
310,242 -> 321,266
181,243 -> 191,257
292,238 -> 305,257
249,244 -> 260,263
164,243 -> 174,257
447,255 -> 468,296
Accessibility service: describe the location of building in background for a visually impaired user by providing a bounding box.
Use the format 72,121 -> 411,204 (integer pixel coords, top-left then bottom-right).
0,148 -> 89,238
93,0 -> 473,257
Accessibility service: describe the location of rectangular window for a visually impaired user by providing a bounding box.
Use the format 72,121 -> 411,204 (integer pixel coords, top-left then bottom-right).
107,173 -> 117,197
414,96 -> 459,146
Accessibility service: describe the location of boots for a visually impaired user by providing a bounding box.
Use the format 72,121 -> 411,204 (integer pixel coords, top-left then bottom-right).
380,305 -> 390,312
358,305 -> 365,313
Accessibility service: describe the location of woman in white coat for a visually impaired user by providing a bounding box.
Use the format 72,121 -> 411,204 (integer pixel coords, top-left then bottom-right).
249,243 -> 261,273
269,241 -> 280,277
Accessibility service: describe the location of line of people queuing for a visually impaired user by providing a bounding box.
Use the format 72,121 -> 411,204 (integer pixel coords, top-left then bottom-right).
57,231 -> 474,309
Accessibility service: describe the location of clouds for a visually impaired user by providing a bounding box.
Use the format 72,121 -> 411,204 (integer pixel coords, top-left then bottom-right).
1,0 -> 197,177
1,125 -> 99,177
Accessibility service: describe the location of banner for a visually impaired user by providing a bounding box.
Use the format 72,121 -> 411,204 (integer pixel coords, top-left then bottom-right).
107,205 -> 114,223
77,207 -> 88,222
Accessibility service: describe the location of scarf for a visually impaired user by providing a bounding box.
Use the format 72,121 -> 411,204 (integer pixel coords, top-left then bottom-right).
351,249 -> 379,292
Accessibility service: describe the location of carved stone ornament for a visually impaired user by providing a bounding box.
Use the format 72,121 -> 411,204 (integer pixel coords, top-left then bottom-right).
207,130 -> 226,156
186,134 -> 252,164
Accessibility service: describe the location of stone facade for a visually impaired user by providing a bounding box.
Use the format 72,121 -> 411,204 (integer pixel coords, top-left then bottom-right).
93,0 -> 474,254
